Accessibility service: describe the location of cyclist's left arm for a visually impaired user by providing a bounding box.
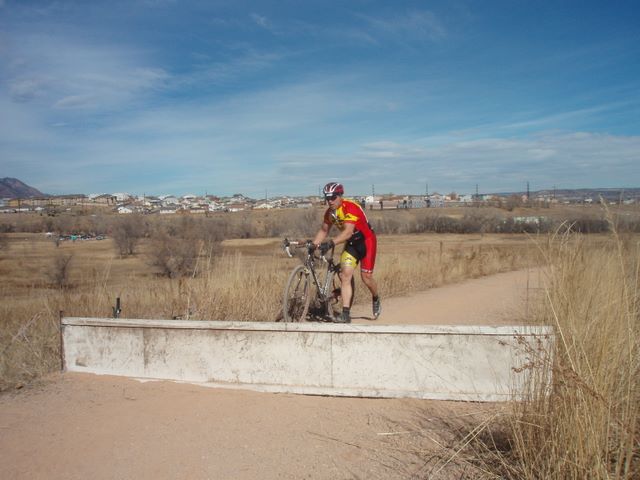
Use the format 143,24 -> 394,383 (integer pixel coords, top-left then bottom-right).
331,222 -> 355,245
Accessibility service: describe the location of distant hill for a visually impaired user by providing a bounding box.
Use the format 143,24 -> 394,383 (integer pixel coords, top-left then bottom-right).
0,178 -> 46,198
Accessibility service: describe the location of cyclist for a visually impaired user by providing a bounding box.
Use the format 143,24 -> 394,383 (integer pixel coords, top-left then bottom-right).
313,182 -> 381,323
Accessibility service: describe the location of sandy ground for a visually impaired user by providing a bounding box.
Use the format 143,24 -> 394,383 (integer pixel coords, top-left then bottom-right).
351,268 -> 542,325
0,268 -> 542,480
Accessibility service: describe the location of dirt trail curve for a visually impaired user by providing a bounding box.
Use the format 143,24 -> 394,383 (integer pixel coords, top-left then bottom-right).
0,268 -> 543,480
351,268 -> 541,325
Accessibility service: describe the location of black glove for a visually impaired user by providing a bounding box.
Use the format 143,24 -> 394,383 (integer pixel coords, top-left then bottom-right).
319,240 -> 334,254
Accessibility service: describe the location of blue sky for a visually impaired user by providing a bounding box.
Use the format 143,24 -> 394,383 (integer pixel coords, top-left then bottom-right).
1,0 -> 639,197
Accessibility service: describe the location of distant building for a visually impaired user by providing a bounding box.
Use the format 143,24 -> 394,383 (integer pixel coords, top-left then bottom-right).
93,194 -> 117,206
161,196 -> 180,205
226,203 -> 246,212
113,193 -> 132,202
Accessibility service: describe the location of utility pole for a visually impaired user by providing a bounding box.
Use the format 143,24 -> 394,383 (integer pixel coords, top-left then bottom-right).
526,181 -> 530,203
372,184 -> 375,199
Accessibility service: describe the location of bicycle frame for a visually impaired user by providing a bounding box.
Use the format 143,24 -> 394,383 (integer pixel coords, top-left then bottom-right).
285,239 -> 337,302
283,238 -> 341,321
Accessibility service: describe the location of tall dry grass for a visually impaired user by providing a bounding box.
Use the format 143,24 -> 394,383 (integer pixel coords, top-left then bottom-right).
458,228 -> 640,479
0,232 -> 539,390
375,241 -> 532,298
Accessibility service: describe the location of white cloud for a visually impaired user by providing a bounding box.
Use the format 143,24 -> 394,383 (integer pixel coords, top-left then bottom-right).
180,50 -> 282,88
54,94 -> 97,109
8,78 -> 47,101
4,33 -> 169,110
360,10 -> 447,42
250,13 -> 271,29
275,132 -> 640,194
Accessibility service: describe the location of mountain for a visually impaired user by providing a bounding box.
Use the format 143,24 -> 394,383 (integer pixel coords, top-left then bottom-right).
0,178 -> 46,198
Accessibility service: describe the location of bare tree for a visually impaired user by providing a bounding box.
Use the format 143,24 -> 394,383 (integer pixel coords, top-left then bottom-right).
48,253 -> 73,288
149,233 -> 200,278
112,215 -> 145,256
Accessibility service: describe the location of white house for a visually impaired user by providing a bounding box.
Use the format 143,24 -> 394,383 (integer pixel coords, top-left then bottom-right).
113,193 -> 132,202
160,196 -> 180,206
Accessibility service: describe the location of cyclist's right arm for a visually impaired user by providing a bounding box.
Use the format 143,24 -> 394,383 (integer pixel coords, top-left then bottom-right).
312,221 -> 331,248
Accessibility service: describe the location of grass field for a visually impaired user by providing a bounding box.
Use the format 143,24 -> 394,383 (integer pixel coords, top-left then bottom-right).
1,205 -> 638,478
0,223 -> 541,390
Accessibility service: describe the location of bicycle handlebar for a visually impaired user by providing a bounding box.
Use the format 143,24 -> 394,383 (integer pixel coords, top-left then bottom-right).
283,238 -> 332,261
283,238 -> 310,257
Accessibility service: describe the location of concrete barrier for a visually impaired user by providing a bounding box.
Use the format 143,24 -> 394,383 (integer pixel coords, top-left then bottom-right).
61,317 -> 552,402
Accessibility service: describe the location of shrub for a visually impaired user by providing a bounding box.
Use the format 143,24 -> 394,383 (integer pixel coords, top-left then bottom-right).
111,214 -> 146,256
47,253 -> 73,288
149,233 -> 200,278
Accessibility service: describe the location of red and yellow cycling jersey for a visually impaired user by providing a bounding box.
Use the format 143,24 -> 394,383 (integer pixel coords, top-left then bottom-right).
323,198 -> 374,239
323,198 -> 377,273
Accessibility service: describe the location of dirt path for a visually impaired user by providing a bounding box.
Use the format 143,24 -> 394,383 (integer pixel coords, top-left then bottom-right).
352,267 -> 542,325
0,268 -> 542,480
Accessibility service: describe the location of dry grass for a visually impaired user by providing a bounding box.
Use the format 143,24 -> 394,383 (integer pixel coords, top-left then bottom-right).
375,234 -> 534,298
502,228 -> 640,479
435,227 -> 640,479
0,226 -> 540,390
2,207 -> 638,477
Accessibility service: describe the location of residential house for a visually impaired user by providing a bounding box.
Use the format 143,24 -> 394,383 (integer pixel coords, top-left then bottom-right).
226,203 -> 246,212
160,195 -> 180,206
113,193 -> 132,202
92,194 -> 117,206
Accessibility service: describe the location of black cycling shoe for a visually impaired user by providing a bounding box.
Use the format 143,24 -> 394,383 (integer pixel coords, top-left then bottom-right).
334,310 -> 351,323
372,297 -> 382,319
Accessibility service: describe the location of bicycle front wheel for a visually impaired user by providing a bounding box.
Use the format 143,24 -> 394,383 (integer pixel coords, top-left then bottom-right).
283,265 -> 312,322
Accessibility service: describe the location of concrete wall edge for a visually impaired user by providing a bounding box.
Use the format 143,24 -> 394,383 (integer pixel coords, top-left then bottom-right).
62,317 -> 553,336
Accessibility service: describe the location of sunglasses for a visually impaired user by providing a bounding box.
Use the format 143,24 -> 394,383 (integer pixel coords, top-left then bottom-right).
324,194 -> 339,202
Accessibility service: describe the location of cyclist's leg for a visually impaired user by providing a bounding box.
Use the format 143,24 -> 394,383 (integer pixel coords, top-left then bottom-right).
360,270 -> 378,296
360,234 -> 381,317
360,234 -> 378,294
339,265 -> 355,308
339,249 -> 359,314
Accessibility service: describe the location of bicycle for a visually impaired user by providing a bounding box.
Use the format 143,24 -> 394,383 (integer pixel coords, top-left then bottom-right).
282,238 -> 355,322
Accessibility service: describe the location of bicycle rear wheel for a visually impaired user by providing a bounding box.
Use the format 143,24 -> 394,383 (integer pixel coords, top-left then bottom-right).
283,264 -> 312,322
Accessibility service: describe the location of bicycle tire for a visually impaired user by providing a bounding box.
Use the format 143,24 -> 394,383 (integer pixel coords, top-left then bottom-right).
283,264 -> 312,322
326,271 -> 356,319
